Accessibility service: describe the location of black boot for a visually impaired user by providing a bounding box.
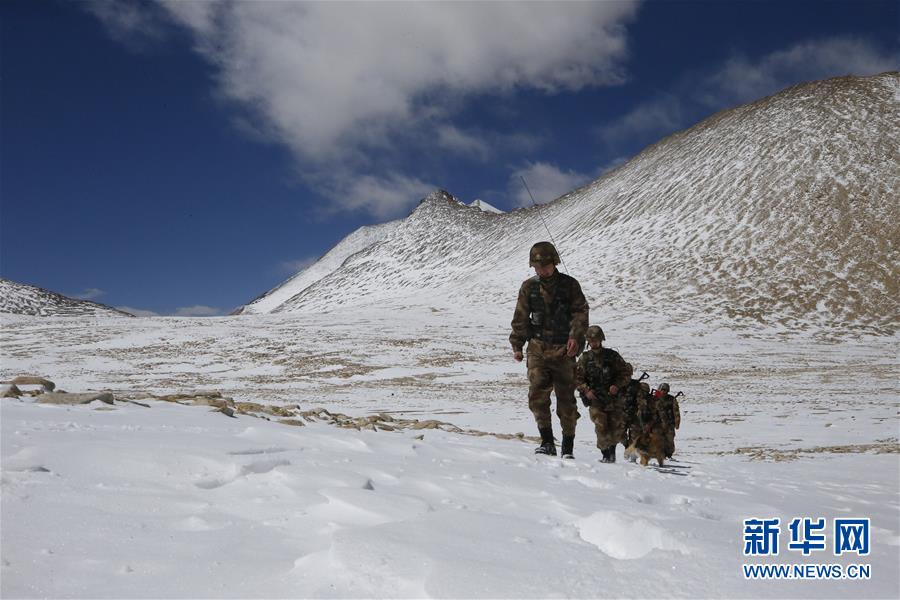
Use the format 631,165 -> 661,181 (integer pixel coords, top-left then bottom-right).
561,435 -> 575,459
606,446 -> 617,463
534,427 -> 557,456
600,447 -> 614,463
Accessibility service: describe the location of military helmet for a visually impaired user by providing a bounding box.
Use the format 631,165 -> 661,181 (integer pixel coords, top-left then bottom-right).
529,241 -> 560,267
586,325 -> 605,341
658,383 -> 671,393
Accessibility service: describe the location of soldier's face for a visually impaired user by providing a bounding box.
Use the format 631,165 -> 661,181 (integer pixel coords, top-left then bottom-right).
588,338 -> 602,350
534,263 -> 556,278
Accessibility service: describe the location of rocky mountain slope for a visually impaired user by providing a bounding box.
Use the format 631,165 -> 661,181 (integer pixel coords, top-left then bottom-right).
238,72 -> 899,336
0,278 -> 133,317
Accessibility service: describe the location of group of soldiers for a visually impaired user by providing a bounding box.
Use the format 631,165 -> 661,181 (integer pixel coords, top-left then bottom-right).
510,241 -> 681,465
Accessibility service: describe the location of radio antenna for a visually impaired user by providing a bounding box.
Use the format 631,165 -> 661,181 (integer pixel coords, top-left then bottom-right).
521,176 -> 571,275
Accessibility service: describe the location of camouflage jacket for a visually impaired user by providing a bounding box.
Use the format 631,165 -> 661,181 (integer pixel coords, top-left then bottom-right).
509,270 -> 588,352
657,393 -> 681,429
575,347 -> 631,400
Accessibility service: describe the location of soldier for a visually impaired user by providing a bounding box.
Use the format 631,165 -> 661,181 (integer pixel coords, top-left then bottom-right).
620,364 -> 641,454
623,381 -> 652,463
630,382 -> 668,467
655,383 -> 681,458
510,241 -> 589,459
574,326 -> 631,463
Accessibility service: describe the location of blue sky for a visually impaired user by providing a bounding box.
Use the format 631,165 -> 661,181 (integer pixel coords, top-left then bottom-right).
1,0 -> 897,316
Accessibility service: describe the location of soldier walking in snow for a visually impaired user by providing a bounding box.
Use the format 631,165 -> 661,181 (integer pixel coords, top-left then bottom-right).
510,242 -> 588,459
575,326 -> 631,463
629,382 -> 670,466
621,366 -> 647,454
654,383 -> 681,459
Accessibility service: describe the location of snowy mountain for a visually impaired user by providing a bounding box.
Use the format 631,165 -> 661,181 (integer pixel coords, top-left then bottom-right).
236,219 -> 402,315
238,72 -> 899,336
0,278 -> 133,317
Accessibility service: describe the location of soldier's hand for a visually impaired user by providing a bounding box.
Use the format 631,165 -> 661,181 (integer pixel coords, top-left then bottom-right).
566,338 -> 577,357
513,350 -> 524,362
609,384 -> 619,396
586,390 -> 598,403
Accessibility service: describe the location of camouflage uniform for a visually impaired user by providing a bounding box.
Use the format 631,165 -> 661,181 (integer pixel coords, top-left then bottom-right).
656,383 -> 681,458
620,364 -> 640,447
575,344 -> 631,453
510,268 -> 588,442
632,383 -> 668,465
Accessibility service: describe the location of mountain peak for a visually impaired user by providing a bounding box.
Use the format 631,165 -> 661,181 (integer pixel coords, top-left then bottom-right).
417,189 -> 459,207
468,199 -> 504,214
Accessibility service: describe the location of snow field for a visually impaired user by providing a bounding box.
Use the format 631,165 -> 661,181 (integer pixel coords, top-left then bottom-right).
1,306 -> 898,598
2,395 -> 898,598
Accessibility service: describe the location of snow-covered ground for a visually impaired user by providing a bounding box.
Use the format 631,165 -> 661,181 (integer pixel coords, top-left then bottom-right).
2,308 -> 898,598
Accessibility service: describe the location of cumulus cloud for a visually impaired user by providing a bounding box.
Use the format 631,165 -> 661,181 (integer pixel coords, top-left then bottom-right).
510,162 -> 593,207
598,36 -> 899,147
71,288 -> 106,301
89,0 -> 640,217
175,305 -> 224,317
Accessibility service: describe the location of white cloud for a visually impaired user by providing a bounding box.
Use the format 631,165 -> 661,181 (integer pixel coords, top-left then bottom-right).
85,0 -> 169,50
71,288 -> 106,301
115,306 -> 159,317
319,171 -> 438,219
90,1 -> 640,217
701,37 -> 899,107
166,2 -> 637,159
175,305 -> 224,317
510,162 -> 592,207
434,125 -> 492,161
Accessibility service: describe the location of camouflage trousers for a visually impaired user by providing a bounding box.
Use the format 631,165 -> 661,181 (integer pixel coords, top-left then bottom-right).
622,400 -> 639,446
588,398 -> 625,449
663,428 -> 676,458
526,340 -> 579,436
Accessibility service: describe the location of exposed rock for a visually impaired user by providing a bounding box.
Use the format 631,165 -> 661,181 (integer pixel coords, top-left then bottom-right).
1,384 -> 22,398
32,385 -> 539,444
217,406 -> 236,418
157,392 -> 235,409
37,392 -> 115,405
6,376 -> 55,392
